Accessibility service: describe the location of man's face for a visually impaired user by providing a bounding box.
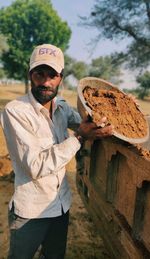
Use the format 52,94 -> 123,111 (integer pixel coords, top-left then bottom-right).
30,65 -> 62,105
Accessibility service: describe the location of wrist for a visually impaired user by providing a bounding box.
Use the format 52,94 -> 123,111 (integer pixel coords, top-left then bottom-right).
74,130 -> 84,144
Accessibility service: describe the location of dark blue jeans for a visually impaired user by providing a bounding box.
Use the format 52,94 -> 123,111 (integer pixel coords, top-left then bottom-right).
8,206 -> 69,259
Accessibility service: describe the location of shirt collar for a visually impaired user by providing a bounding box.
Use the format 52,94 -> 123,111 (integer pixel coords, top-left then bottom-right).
28,90 -> 58,116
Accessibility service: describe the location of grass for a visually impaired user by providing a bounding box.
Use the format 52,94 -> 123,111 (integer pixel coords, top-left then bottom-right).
0,84 -> 78,110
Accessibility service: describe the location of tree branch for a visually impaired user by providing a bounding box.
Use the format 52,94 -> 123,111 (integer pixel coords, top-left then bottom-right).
143,0 -> 150,23
112,15 -> 150,47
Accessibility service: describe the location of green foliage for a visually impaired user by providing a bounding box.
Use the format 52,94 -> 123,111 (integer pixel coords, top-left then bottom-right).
0,34 -> 9,55
63,55 -> 76,78
80,0 -> 150,69
136,71 -> 150,99
0,0 -> 71,83
0,34 -> 9,79
0,68 -> 6,78
64,55 -> 88,80
72,61 -> 88,80
64,53 -> 121,84
88,55 -> 122,83
122,87 -> 140,96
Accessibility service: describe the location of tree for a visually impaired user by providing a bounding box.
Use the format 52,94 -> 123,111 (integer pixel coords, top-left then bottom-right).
64,55 -> 88,79
136,71 -> 150,99
0,34 -> 9,55
64,54 -> 122,87
88,55 -> 122,84
0,0 -> 71,92
63,55 -> 76,79
72,61 -> 88,80
80,0 -> 150,69
0,34 -> 9,78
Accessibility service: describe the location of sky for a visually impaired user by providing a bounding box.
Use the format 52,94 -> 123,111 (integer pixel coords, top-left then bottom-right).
0,0 -> 128,62
0,0 -> 136,88
50,0 -> 129,62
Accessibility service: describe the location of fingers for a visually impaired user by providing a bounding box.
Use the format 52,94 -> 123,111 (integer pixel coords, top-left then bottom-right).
82,111 -> 92,123
94,124 -> 114,138
101,116 -> 107,123
94,116 -> 110,128
82,114 -> 109,128
96,116 -> 107,127
78,117 -> 114,140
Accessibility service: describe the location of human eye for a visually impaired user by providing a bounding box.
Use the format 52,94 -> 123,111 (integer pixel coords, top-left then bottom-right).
37,71 -> 44,77
48,70 -> 58,79
32,70 -> 45,83
34,71 -> 44,79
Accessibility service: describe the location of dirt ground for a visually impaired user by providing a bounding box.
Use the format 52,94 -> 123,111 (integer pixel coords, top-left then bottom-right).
0,85 -> 110,259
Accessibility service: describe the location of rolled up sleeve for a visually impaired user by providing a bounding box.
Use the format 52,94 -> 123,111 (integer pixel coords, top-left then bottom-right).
2,107 -> 81,180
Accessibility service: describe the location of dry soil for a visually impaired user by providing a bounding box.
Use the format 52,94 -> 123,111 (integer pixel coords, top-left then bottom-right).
83,86 -> 148,139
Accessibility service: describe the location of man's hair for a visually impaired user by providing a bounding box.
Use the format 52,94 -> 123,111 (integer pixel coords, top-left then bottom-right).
29,65 -> 64,79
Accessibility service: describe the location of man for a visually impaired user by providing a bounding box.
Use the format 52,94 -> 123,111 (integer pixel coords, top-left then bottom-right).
0,43 -> 113,259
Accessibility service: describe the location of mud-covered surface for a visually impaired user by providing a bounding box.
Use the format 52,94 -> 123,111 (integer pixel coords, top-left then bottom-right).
83,86 -> 148,139
133,144 -> 150,160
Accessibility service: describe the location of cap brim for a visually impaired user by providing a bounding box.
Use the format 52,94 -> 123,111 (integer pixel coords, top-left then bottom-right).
29,61 -> 63,73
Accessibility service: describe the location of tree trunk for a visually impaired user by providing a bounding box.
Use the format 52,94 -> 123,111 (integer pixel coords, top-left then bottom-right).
139,88 -> 147,100
25,78 -> 30,93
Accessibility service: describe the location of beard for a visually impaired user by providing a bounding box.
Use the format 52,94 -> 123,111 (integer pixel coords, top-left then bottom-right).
31,82 -> 59,105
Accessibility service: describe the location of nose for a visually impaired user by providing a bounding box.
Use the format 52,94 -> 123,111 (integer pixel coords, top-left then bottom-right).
42,77 -> 53,86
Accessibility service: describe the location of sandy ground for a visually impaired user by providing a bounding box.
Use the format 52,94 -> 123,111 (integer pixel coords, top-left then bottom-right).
0,85 -> 109,259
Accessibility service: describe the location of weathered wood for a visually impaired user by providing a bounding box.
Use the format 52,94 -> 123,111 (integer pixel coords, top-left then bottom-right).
76,136 -> 150,259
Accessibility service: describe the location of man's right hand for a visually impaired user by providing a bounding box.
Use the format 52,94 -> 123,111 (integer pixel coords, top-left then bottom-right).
76,116 -> 114,140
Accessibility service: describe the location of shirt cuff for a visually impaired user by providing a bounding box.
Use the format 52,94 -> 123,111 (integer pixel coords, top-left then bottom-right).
69,135 -> 82,147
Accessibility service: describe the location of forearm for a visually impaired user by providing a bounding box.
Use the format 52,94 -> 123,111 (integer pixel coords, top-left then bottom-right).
20,136 -> 81,179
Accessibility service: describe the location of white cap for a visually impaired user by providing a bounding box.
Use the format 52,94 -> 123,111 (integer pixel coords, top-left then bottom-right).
29,44 -> 64,73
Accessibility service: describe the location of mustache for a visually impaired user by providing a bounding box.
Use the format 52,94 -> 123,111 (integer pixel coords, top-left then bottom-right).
37,85 -> 54,92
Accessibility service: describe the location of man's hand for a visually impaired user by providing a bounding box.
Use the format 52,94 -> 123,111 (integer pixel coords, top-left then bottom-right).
76,116 -> 114,140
